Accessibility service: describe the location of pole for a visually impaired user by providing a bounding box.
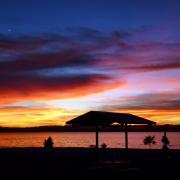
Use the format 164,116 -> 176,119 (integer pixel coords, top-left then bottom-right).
95,125 -> 99,177
124,123 -> 128,165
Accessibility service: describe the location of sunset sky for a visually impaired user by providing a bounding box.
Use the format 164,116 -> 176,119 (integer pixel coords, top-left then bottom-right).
0,0 -> 180,127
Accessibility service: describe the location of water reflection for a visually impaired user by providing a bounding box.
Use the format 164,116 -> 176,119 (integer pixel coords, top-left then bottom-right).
0,132 -> 179,149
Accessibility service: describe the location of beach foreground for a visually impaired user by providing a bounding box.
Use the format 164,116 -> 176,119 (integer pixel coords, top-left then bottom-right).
0,148 -> 179,180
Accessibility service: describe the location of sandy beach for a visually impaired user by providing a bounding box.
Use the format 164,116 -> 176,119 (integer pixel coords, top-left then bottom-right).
0,148 -> 179,180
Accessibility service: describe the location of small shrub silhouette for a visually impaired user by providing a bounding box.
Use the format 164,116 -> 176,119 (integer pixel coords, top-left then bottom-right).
44,136 -> 54,148
89,145 -> 96,148
101,143 -> 107,149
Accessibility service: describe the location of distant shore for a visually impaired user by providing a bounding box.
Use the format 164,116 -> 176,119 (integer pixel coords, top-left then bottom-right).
0,147 -> 179,179
0,124 -> 180,132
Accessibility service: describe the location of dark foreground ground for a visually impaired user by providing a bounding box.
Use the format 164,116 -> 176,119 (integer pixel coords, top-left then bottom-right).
0,148 -> 179,180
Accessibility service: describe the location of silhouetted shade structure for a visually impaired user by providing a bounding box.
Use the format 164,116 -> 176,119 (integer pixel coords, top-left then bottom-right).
66,111 -> 156,166
66,111 -> 155,126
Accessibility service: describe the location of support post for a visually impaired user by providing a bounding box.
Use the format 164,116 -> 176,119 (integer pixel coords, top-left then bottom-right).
124,123 -> 128,165
95,125 -> 99,177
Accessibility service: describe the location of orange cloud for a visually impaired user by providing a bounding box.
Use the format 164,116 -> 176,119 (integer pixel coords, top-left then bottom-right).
0,77 -> 125,104
109,109 -> 180,125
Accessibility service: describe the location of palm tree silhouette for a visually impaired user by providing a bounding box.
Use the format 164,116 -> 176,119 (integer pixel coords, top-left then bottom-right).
143,135 -> 156,149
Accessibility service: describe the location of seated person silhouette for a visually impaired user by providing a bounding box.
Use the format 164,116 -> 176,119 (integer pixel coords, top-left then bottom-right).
161,134 -> 169,151
44,136 -> 54,148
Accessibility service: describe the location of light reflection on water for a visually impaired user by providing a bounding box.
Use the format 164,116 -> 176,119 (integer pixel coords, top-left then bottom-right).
0,132 -> 179,149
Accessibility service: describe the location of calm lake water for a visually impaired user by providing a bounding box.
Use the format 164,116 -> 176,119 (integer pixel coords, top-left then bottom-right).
0,132 -> 179,149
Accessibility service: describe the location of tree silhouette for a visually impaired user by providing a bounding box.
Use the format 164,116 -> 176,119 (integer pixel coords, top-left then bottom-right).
143,135 -> 156,149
